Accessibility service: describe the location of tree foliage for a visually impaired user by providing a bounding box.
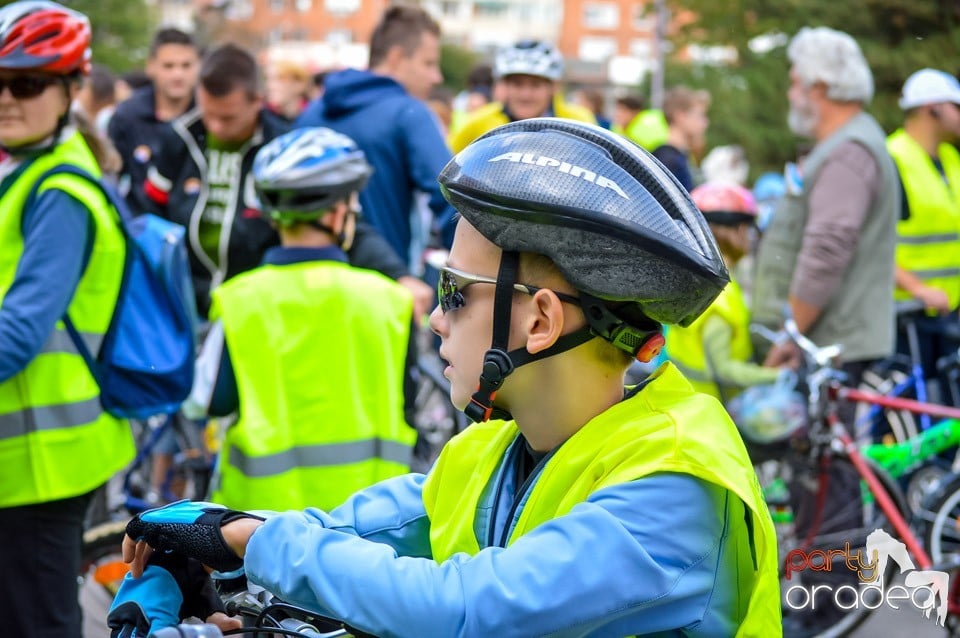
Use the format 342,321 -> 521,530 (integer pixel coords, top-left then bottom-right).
666,0 -> 960,178
440,42 -> 479,93
54,0 -> 157,73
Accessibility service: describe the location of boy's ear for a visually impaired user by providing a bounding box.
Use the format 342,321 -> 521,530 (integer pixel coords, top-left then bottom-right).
524,290 -> 567,355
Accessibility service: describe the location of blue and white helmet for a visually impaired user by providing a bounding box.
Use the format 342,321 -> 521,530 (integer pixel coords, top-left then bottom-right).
494,40 -> 563,82
253,127 -> 372,224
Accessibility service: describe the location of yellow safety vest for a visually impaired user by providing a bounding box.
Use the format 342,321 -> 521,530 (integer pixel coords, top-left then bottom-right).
620,109 -> 669,151
423,363 -> 781,636
211,261 -> 416,511
667,276 -> 753,400
0,132 -> 132,507
887,128 -> 960,310
448,97 -> 596,154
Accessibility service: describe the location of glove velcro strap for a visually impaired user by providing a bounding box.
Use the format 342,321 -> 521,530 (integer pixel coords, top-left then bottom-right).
127,502 -> 265,573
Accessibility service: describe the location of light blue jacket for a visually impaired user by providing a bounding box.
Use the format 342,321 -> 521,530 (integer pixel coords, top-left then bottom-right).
245,442 -> 754,637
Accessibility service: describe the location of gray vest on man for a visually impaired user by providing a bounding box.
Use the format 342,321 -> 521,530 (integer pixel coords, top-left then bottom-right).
752,112 -> 898,362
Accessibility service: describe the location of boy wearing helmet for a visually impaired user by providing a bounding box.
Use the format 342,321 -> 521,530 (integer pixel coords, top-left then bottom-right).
668,182 -> 794,402
448,40 -> 595,153
113,120 -> 781,637
183,127 -> 416,513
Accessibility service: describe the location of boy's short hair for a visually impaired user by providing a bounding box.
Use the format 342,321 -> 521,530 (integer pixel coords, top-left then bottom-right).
200,44 -> 259,100
662,86 -> 710,124
616,94 -> 645,111
149,27 -> 196,58
368,5 -> 440,69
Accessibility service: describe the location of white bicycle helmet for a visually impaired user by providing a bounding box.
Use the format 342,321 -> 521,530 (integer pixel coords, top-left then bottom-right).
253,127 -> 372,225
494,40 -> 563,82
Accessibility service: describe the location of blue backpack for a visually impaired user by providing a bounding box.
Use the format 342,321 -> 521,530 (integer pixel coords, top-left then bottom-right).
27,165 -> 199,420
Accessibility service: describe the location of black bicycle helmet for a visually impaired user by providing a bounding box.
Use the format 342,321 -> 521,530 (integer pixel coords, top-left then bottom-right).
253,127 -> 372,225
439,118 -> 729,422
439,117 -> 728,327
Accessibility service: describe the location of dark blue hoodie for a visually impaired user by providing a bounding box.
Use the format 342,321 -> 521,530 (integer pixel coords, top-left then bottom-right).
296,69 -> 456,264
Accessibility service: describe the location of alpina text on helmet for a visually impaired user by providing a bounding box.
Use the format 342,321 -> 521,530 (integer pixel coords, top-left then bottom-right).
488,152 -> 630,200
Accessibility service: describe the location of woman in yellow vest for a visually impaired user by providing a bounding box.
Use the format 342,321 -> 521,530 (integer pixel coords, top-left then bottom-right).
113,120 -> 781,637
0,3 -> 133,637
185,126 -> 416,512
669,181 -> 790,402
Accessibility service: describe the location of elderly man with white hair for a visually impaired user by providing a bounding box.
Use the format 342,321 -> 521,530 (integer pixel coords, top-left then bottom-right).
752,27 -> 899,636
754,26 -> 898,374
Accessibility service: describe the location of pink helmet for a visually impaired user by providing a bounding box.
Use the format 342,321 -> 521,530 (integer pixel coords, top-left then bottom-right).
690,181 -> 758,225
0,1 -> 91,75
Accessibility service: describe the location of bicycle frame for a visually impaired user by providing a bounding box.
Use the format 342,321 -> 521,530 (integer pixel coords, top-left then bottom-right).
825,381 -> 960,616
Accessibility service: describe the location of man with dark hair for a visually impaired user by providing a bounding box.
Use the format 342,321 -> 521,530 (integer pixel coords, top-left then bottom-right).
108,27 -> 199,213
143,43 -> 414,317
296,5 -> 455,283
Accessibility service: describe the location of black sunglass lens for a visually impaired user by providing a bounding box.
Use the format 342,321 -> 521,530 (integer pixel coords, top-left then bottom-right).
3,76 -> 54,99
438,271 -> 465,313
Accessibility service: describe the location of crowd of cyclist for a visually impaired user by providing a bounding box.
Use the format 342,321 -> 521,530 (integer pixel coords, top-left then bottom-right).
2,0 -> 960,636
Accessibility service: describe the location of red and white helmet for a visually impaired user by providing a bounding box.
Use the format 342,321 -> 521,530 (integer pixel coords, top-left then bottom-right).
689,181 -> 758,226
0,1 -> 91,75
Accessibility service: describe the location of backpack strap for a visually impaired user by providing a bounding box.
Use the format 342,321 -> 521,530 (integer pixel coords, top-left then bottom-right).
23,165 -> 132,380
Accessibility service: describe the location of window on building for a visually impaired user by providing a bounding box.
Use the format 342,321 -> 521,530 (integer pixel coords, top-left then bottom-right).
629,38 -> 653,60
327,29 -> 353,45
440,1 -> 459,16
578,36 -> 618,62
583,2 -> 619,30
475,1 -> 508,18
325,0 -> 360,14
267,27 -> 283,44
269,0 -> 285,13
632,3 -> 656,30
225,0 -> 253,20
295,0 -> 312,12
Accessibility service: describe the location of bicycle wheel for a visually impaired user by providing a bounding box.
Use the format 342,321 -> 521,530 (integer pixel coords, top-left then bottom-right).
924,473 -> 960,568
410,359 -> 465,473
856,362 -> 919,444
79,519 -> 129,637
777,453 -> 908,638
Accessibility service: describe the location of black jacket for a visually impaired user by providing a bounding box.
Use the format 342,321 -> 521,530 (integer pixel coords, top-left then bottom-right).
107,85 -> 195,215
143,106 -> 409,317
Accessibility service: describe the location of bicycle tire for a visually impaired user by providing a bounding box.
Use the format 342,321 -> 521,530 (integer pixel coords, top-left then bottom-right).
923,473 -> 960,569
410,359 -> 465,473
777,453 -> 908,638
856,365 -> 919,444
79,518 -> 130,636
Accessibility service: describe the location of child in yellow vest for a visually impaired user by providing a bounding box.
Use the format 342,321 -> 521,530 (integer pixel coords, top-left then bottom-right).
111,121 -> 782,637
668,181 -> 792,402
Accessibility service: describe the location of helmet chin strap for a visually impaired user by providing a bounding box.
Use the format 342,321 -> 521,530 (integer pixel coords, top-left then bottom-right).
464,251 -> 596,424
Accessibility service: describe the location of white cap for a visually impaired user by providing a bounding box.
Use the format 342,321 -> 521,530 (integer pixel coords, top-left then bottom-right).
899,68 -> 960,109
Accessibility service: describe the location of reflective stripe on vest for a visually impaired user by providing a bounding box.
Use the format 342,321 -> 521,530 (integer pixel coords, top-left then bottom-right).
422,363 -> 781,634
0,397 -> 102,441
666,277 -> 753,400
39,327 -> 103,356
888,129 -> 960,309
211,261 -> 415,512
227,438 -> 413,477
0,132 -> 133,507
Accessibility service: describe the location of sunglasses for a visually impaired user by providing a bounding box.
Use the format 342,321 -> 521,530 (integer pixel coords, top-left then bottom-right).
437,265 -> 580,314
0,75 -> 59,100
